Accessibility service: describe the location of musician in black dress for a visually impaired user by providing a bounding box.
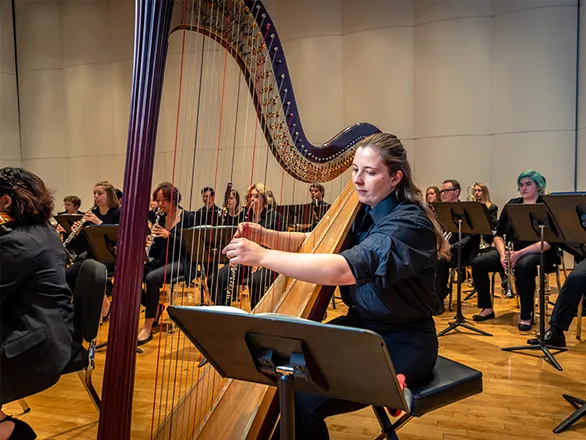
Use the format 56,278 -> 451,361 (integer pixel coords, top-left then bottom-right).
0,168 -> 75,440
139,182 -> 195,345
472,182 -> 498,249
221,189 -> 246,226
208,182 -> 284,309
471,170 -> 556,331
223,133 -> 445,438
65,181 -> 121,318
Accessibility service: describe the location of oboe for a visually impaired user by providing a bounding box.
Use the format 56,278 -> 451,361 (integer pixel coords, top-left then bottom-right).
62,205 -> 96,260
145,208 -> 161,261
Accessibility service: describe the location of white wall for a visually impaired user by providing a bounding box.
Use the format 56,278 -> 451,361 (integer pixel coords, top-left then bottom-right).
578,0 -> 586,190
0,0 -> 21,168
9,0 -> 581,212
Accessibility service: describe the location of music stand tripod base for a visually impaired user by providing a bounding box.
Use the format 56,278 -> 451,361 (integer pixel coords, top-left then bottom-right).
501,343 -> 567,371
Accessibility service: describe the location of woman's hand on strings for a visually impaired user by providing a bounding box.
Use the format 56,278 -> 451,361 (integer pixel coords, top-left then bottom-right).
84,211 -> 102,225
223,238 -> 267,267
234,222 -> 264,244
152,224 -> 170,239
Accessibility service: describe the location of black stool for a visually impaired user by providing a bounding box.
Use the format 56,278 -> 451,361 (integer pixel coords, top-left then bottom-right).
373,356 -> 483,439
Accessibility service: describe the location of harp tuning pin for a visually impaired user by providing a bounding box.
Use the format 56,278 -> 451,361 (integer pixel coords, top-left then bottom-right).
280,74 -> 285,79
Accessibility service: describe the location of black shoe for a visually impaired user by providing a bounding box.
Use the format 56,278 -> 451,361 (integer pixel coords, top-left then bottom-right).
518,323 -> 532,332
0,416 -> 37,439
472,311 -> 495,322
527,327 -> 566,347
137,333 -> 153,346
433,303 -> 445,316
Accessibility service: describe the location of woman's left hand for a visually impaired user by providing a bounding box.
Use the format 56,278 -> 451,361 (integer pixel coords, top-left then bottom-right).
152,224 -> 170,239
84,212 -> 102,225
223,238 -> 267,267
510,250 -> 523,268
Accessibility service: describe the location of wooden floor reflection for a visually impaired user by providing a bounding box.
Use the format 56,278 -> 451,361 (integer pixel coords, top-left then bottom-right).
3,275 -> 585,439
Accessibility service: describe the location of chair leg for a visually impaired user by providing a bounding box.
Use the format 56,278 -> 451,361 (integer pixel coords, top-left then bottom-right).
372,407 -> 399,440
577,297 -> 583,340
78,369 -> 101,412
18,399 -> 30,413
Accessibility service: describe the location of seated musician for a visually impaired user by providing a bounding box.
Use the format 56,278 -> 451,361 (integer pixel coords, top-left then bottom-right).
58,195 -> 82,215
471,170 -> 557,331
426,186 -> 440,204
434,179 -> 479,314
221,189 -> 246,226
309,183 -> 330,223
194,186 -> 220,226
0,168 -> 76,440
139,182 -> 195,346
65,181 -> 121,318
55,195 -> 83,235
473,182 -> 499,252
528,246 -> 586,347
208,182 -> 284,309
223,133 -> 444,438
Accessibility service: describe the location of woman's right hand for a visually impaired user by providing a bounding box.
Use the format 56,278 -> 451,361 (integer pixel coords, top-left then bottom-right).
234,222 -> 264,244
500,252 -> 507,271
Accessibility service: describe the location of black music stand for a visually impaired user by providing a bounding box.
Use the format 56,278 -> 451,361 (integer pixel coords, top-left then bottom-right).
543,194 -> 586,432
182,225 -> 237,267
433,202 -> 493,337
500,203 -> 567,371
85,225 -> 146,354
54,214 -> 84,234
167,306 -> 409,440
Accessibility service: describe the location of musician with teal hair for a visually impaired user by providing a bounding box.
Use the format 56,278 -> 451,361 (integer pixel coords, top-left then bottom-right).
471,169 -> 558,332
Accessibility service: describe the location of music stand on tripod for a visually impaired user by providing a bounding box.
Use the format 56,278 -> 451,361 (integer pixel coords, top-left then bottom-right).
166,306 -> 409,440
182,226 -> 238,304
54,213 -> 84,234
84,225 -> 146,354
433,202 -> 493,337
500,203 -> 567,371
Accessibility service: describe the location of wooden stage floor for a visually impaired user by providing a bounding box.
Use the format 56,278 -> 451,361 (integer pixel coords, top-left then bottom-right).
4,276 -> 585,439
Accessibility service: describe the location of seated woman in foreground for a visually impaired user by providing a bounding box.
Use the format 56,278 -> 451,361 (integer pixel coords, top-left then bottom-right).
223,133 -> 448,439
0,167 -> 76,440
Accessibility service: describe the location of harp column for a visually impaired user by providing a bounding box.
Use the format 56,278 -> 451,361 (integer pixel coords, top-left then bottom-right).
97,1 -> 174,439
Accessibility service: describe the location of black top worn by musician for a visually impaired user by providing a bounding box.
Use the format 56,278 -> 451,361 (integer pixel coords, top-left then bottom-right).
222,209 -> 247,226
340,192 -> 440,333
147,209 -> 197,277
194,205 -> 221,226
0,224 -> 75,405
496,197 -> 557,262
246,207 -> 285,232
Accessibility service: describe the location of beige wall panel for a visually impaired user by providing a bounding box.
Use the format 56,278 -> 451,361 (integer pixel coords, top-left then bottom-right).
342,1 -> 412,34
65,154 -> 126,205
343,26 -> 414,139
413,0 -> 490,25
21,157 -> 70,206
110,59 -> 132,156
14,0 -> 62,73
0,74 -> 21,162
279,36 -> 344,145
414,17 -> 491,138
108,0 -> 134,63
60,1 -> 110,68
18,70 -> 66,159
491,0 -> 577,16
0,0 -> 16,74
63,64 -> 114,157
489,132 -> 575,208
577,0 -> 586,190
491,6 -> 577,134
273,1 -> 341,41
413,136 -> 491,199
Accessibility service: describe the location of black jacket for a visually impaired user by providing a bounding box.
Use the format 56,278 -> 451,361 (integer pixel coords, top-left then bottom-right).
0,224 -> 75,404
340,194 -> 439,333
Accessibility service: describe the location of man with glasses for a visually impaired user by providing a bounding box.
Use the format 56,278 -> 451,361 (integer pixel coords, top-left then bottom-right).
434,180 -> 479,314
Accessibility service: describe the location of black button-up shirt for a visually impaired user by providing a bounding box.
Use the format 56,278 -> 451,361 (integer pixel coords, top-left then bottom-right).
340,192 -> 439,333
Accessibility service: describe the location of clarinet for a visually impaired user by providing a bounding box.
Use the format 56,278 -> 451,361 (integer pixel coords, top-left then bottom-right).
145,208 -> 162,261
225,264 -> 238,306
62,205 -> 96,260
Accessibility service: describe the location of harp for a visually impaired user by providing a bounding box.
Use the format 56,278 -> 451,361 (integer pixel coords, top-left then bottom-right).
97,1 -> 380,438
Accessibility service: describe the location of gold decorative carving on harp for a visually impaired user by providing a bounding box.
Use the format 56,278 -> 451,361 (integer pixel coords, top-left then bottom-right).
97,1 -> 380,439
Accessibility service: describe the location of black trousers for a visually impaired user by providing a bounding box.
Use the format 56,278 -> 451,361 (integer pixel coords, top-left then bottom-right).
208,263 -> 277,309
471,248 -> 553,321
143,262 -> 183,319
284,314 -> 438,440
66,258 -> 114,293
550,259 -> 586,331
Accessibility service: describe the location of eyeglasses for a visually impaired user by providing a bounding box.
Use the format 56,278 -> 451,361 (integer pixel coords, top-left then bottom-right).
439,188 -> 457,194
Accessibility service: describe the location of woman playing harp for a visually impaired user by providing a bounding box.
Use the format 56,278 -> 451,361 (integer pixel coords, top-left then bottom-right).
223,133 -> 448,437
